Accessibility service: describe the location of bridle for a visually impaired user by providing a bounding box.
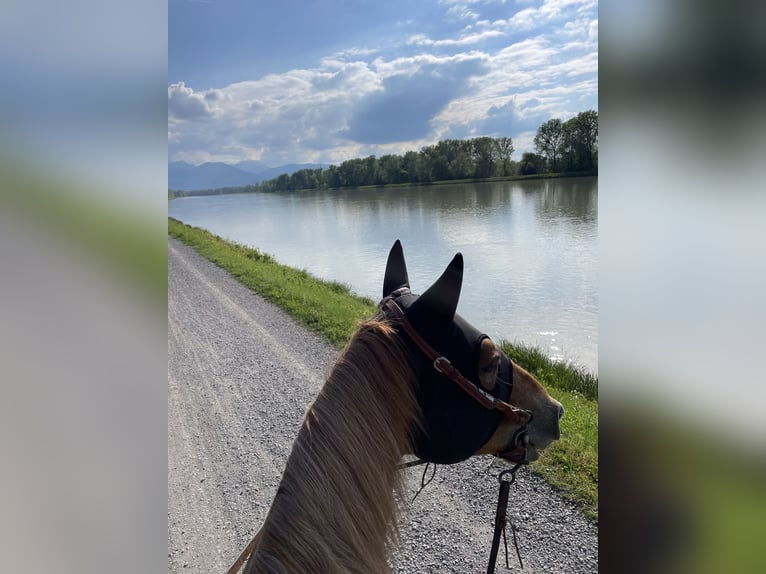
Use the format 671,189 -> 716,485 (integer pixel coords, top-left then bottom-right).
226,291 -> 534,574
380,289 -> 532,573
379,288 -> 533,464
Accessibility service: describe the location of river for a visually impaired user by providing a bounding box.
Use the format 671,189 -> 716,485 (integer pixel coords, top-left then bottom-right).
169,176 -> 597,373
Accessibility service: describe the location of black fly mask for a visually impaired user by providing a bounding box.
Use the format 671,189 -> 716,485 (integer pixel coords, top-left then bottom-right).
379,240 -> 520,464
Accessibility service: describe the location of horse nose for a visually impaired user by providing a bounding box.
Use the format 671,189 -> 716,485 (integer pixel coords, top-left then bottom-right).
557,404 -> 565,420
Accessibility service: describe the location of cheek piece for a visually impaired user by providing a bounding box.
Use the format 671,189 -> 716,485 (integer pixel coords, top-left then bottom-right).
384,290 -> 516,465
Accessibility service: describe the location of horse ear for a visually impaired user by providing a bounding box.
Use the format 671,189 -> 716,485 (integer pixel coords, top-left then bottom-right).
409,252 -> 463,327
383,239 -> 410,297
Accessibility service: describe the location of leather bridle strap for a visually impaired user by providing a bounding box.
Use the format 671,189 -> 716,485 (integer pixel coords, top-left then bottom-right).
226,298 -> 531,574
381,297 -> 531,427
487,463 -> 525,574
225,528 -> 262,574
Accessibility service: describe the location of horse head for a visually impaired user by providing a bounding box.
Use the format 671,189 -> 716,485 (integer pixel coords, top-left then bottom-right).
237,241 -> 567,574
381,240 -> 563,465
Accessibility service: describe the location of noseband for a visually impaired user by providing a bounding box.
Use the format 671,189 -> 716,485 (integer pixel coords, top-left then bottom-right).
379,288 -> 532,463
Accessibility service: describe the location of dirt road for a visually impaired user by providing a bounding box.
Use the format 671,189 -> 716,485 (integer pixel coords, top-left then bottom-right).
168,237 -> 598,573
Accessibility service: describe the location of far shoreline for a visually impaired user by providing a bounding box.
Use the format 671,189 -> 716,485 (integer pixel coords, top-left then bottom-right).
169,170 -> 598,199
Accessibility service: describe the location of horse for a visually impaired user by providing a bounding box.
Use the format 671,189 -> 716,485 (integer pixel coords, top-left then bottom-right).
241,240 -> 564,573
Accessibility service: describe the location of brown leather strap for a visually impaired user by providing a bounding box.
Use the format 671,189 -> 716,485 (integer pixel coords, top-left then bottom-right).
487,464 -> 524,573
227,298 -> 529,574
381,298 -> 530,427
487,475 -> 511,573
226,527 -> 262,574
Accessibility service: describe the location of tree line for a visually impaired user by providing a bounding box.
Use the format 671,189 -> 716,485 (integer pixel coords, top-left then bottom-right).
521,110 -> 598,176
170,110 -> 596,197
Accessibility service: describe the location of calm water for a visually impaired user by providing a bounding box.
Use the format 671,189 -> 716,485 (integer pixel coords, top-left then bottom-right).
169,177 -> 598,373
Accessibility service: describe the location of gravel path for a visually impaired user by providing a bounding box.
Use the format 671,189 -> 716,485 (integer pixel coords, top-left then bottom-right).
167,237 -> 598,573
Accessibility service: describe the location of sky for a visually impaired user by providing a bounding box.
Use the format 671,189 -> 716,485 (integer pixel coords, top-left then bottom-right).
168,0 -> 597,167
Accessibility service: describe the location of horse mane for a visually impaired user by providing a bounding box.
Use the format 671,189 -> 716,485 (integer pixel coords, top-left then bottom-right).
245,317 -> 419,573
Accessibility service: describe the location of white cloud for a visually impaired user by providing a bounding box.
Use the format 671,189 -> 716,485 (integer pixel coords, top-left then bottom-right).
430,22 -> 596,148
169,0 -> 597,166
407,29 -> 504,47
169,61 -> 391,164
168,81 -> 224,121
503,0 -> 597,32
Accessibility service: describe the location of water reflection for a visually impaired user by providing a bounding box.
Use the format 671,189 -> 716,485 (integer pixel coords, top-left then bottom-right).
169,177 -> 598,373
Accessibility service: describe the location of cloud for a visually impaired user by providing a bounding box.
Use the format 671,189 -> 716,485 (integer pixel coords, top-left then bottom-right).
482,99 -> 547,135
427,18 -> 596,151
407,29 -> 504,47
493,0 -> 599,33
168,61 -> 384,165
168,52 -> 497,163
167,82 -> 222,120
347,56 -> 490,143
438,0 -> 483,21
168,0 -> 597,166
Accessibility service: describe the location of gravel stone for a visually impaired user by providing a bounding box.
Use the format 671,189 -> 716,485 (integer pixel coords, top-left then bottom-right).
168,237 -> 598,573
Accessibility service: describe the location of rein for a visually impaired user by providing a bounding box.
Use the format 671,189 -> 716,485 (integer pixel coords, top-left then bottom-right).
397,459 -> 526,574
226,295 -> 533,573
225,531 -> 262,574
226,462 -> 527,574
381,289 -> 531,572
487,463 -> 525,574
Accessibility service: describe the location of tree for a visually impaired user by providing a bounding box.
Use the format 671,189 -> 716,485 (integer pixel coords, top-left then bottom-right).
494,137 -> 515,176
273,173 -> 290,192
364,155 -> 382,185
470,137 -> 497,178
518,152 -> 546,175
449,146 -> 474,180
565,110 -> 598,172
401,151 -> 421,183
244,113 -> 594,194
534,119 -> 566,172
289,168 -> 315,190
325,165 -> 341,188
378,154 -> 404,184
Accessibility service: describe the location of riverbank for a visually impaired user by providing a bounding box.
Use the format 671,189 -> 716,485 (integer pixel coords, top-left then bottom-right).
168,170 -> 597,198
168,217 -> 598,521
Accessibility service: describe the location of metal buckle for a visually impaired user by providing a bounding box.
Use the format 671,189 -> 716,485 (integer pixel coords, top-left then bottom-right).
433,356 -> 451,374
515,429 -> 529,449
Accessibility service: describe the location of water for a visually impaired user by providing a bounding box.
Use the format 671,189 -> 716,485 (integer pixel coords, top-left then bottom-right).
169,177 -> 597,373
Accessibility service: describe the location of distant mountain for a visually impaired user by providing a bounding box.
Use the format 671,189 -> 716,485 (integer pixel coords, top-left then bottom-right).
169,161 -> 328,191
168,161 -> 258,191
234,160 -> 271,174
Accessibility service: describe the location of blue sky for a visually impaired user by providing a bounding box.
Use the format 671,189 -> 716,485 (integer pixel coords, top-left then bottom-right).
169,0 -> 597,167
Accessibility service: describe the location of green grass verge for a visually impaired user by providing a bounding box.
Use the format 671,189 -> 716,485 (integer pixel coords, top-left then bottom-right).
503,341 -> 598,400
503,342 -> 598,521
168,217 -> 598,521
168,218 -> 377,345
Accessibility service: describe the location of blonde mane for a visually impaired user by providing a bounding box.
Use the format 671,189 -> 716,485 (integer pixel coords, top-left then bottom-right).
245,317 -> 419,573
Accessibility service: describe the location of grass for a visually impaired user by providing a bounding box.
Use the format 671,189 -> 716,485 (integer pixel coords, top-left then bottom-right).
502,342 -> 598,521
168,217 -> 599,522
503,341 -> 598,400
168,218 -> 377,345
